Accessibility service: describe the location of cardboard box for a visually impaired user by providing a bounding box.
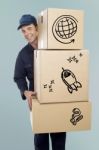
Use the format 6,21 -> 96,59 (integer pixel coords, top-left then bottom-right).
38,8 -> 84,49
34,49 -> 89,103
30,100 -> 91,133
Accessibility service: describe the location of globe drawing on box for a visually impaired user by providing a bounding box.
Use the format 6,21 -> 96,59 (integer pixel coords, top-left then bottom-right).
52,15 -> 78,44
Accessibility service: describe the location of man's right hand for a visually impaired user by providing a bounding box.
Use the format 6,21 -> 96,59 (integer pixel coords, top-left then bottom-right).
24,90 -> 37,111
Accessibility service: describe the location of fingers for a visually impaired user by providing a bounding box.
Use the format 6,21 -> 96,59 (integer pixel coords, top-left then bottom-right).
28,98 -> 32,111
32,91 -> 36,96
28,94 -> 36,111
24,91 -> 37,100
24,91 -> 37,110
31,92 -> 37,99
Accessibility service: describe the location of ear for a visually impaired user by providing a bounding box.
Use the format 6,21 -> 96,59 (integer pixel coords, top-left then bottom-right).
35,26 -> 38,31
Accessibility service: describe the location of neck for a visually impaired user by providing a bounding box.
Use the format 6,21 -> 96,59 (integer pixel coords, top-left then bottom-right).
30,38 -> 38,49
31,42 -> 38,49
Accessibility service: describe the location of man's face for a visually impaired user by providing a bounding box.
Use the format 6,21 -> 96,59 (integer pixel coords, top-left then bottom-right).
21,24 -> 38,44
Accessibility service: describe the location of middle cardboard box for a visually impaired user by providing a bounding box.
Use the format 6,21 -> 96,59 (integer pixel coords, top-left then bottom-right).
34,49 -> 89,103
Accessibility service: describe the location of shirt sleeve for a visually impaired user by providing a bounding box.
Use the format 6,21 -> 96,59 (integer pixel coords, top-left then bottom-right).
14,51 -> 28,100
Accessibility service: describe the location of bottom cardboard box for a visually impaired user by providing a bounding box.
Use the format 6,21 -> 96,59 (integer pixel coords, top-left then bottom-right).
30,99 -> 91,133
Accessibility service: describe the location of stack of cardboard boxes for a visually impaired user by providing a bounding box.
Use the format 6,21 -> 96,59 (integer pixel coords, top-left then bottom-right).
30,8 -> 91,133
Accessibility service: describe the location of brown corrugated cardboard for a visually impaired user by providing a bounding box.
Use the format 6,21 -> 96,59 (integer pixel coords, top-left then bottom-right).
34,49 -> 89,103
38,8 -> 84,49
30,99 -> 91,133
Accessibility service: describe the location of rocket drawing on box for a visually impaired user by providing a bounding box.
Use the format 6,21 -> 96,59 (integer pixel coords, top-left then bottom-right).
52,15 -> 78,44
61,68 -> 82,94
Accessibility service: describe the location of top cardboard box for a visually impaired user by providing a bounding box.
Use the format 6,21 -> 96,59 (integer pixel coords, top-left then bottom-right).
38,8 -> 84,50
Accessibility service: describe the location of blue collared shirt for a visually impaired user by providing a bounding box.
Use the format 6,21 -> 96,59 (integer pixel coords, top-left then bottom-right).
14,43 -> 34,100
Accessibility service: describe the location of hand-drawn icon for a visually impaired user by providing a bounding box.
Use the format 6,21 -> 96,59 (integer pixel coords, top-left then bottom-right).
67,52 -> 83,63
52,15 -> 78,44
79,53 -> 83,57
70,108 -> 83,125
43,80 -> 55,92
67,55 -> 79,63
61,68 -> 82,94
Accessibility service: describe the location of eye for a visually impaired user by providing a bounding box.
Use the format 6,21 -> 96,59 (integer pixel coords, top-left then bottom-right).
21,29 -> 25,34
27,27 -> 32,31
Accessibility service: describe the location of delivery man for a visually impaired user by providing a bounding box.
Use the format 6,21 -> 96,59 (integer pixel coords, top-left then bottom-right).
14,14 -> 66,150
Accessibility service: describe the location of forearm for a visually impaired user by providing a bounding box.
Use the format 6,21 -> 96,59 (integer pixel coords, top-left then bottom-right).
14,77 -> 28,99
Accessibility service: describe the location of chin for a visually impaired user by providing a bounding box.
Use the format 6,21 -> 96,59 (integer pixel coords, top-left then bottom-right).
28,40 -> 34,44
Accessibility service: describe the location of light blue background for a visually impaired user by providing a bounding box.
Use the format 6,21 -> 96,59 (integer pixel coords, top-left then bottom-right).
0,0 -> 98,149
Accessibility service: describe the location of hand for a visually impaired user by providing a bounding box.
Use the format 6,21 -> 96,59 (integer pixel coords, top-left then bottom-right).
24,90 -> 37,111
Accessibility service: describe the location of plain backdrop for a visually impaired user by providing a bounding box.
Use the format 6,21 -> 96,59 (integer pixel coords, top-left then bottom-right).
0,0 -> 99,150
